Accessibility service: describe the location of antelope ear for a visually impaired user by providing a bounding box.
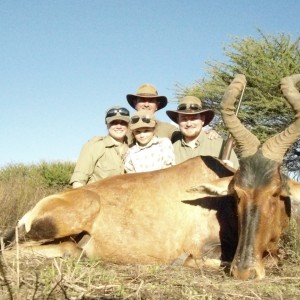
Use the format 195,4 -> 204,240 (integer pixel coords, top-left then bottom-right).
187,176 -> 234,196
282,178 -> 300,203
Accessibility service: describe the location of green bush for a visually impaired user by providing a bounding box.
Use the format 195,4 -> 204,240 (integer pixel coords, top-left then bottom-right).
39,161 -> 75,187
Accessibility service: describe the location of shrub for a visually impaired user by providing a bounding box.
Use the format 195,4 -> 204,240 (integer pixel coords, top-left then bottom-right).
38,161 -> 75,188
0,161 -> 75,232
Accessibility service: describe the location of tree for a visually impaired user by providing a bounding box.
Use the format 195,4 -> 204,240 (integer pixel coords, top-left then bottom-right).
176,30 -> 300,178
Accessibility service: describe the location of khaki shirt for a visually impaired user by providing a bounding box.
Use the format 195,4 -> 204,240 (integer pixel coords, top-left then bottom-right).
70,135 -> 128,185
155,120 -> 178,140
173,131 -> 239,169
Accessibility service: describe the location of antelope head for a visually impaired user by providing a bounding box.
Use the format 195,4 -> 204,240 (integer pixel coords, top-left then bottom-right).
220,73 -> 300,280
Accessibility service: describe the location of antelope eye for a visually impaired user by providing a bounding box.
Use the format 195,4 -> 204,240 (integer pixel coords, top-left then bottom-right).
272,189 -> 281,198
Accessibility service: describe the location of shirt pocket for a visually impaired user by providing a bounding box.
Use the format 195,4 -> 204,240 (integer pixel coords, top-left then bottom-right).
95,159 -> 123,179
97,160 -> 118,171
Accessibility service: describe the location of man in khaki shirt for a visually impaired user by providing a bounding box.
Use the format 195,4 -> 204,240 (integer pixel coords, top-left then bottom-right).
166,96 -> 239,169
70,106 -> 130,188
127,83 -> 177,141
127,83 -> 220,143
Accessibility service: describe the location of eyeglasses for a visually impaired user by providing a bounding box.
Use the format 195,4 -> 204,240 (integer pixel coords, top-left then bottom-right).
177,103 -> 201,111
131,115 -> 152,124
106,107 -> 130,118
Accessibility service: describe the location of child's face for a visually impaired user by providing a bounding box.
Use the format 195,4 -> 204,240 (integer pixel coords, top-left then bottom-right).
133,127 -> 155,146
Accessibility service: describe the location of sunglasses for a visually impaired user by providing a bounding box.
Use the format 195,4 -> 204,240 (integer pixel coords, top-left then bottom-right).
131,115 -> 152,124
106,107 -> 130,118
177,103 -> 201,111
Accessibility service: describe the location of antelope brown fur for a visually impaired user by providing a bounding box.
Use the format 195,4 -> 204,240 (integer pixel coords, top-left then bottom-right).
8,74 -> 300,280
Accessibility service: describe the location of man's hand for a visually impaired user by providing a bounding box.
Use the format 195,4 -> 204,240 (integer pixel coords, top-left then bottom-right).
72,181 -> 84,189
222,159 -> 234,168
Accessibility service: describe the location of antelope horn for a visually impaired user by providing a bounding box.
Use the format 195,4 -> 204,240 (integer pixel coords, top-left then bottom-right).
261,74 -> 300,162
221,74 -> 260,158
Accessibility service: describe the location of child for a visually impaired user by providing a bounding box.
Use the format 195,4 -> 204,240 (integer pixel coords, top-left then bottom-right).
124,111 -> 175,173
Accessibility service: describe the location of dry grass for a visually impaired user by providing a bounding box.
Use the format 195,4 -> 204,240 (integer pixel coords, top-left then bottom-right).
1,250 -> 300,300
0,162 -> 73,235
1,218 -> 300,300
1,162 -> 300,299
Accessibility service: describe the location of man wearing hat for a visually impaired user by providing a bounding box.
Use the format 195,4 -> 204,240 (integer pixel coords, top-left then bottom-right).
166,96 -> 239,169
127,84 -> 219,142
70,106 -> 130,188
127,83 -> 178,140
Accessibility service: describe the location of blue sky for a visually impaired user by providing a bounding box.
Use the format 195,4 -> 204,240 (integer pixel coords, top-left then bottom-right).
1,0 -> 299,167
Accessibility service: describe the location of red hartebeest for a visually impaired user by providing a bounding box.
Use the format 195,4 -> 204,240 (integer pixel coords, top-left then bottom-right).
5,74 -> 300,280
197,73 -> 300,279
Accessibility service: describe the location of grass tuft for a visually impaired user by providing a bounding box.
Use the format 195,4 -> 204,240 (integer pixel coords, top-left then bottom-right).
1,162 -> 300,299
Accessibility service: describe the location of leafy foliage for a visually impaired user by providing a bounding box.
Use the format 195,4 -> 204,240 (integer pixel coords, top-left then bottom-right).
0,161 -> 75,188
176,30 -> 300,176
39,161 -> 75,187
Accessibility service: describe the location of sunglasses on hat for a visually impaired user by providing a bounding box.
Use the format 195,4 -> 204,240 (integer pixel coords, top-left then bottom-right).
106,107 -> 130,118
131,115 -> 152,124
177,103 -> 201,111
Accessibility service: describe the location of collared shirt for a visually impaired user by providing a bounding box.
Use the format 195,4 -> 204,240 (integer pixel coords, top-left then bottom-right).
124,136 -> 175,173
173,131 -> 239,169
70,135 -> 128,185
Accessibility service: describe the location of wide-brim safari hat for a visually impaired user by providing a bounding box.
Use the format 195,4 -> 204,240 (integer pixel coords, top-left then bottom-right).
129,110 -> 156,131
126,83 -> 168,111
105,106 -> 130,124
166,96 -> 214,127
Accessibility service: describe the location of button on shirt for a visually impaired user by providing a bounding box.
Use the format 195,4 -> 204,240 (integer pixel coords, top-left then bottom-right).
124,136 -> 175,173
